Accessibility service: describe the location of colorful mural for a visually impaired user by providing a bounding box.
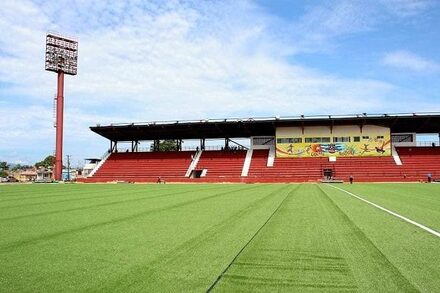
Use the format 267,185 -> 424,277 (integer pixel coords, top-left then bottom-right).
276,126 -> 391,158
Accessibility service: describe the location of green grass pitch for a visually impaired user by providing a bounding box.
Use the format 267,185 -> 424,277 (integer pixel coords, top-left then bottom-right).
0,183 -> 439,292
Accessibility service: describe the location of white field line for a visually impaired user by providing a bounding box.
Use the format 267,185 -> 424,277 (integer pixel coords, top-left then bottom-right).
326,184 -> 440,238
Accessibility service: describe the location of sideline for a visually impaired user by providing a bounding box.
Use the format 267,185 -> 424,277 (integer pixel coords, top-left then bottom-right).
325,184 -> 440,238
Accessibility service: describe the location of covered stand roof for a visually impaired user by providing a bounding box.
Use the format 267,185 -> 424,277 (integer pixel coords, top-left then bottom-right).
90,112 -> 440,142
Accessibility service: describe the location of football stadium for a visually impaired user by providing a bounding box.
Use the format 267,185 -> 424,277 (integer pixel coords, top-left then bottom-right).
1,1 -> 440,292
2,112 -> 440,291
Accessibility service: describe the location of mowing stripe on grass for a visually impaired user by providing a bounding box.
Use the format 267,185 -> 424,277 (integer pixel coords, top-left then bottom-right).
205,185 -> 295,292
0,185 -> 225,222
0,185 -> 261,252
0,185 -> 218,207
317,185 -> 418,291
326,184 -> 440,238
100,185 -> 294,292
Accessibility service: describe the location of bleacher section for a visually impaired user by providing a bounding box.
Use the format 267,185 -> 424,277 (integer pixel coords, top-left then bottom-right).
83,147 -> 440,183
247,150 -> 323,182
86,151 -> 194,183
329,156 -> 403,182
396,147 -> 440,181
194,150 -> 247,182
247,150 -> 403,182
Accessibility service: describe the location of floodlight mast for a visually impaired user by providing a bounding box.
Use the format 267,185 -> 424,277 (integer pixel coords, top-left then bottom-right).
55,71 -> 64,181
45,32 -> 78,181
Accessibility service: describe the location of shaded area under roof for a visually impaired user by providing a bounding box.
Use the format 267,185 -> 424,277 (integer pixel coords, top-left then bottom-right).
90,112 -> 440,141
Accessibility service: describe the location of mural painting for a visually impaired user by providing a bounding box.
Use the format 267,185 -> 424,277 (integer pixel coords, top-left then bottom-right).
276,126 -> 391,158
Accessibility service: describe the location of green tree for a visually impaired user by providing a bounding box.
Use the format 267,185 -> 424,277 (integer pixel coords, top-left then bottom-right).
0,161 -> 8,170
0,161 -> 8,177
151,140 -> 180,151
11,164 -> 32,171
35,155 -> 55,169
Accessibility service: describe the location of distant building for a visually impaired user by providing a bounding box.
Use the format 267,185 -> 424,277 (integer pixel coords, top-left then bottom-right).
36,168 -> 53,183
82,158 -> 101,177
62,169 -> 78,181
14,169 -> 37,182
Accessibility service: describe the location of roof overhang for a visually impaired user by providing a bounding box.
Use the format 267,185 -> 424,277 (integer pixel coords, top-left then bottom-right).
90,112 -> 440,141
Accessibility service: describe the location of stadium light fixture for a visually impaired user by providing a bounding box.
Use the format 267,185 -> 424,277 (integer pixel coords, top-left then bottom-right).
45,32 -> 78,181
45,33 -> 78,75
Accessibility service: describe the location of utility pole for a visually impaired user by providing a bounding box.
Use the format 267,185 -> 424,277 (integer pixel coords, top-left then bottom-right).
66,155 -> 71,182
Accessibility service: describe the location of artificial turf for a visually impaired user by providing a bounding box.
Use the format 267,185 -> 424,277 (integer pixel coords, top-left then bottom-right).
0,183 -> 439,292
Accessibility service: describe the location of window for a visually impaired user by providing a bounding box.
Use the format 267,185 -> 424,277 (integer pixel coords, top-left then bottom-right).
308,138 -> 318,143
362,136 -> 369,140
333,137 -> 351,143
253,137 -> 274,146
353,136 -> 360,142
391,134 -> 413,143
277,138 -> 302,144
376,135 -> 384,139
305,137 -> 331,143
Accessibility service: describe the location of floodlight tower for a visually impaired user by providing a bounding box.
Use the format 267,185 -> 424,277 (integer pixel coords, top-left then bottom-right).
45,32 -> 78,181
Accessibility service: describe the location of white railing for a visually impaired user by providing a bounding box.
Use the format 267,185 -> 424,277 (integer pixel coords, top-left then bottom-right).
185,150 -> 203,177
392,145 -> 402,165
96,111 -> 440,128
416,141 -> 439,147
115,145 -> 249,153
88,151 -> 111,177
267,146 -> 275,167
241,149 -> 253,177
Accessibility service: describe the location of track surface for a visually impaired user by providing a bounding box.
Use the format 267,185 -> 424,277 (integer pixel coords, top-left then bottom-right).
0,183 -> 439,292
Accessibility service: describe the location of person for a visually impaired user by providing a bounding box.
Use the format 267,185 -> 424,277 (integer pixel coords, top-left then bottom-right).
349,175 -> 354,184
427,173 -> 432,183
157,176 -> 162,184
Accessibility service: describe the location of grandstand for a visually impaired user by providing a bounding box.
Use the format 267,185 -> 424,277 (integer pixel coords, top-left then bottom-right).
81,113 -> 440,183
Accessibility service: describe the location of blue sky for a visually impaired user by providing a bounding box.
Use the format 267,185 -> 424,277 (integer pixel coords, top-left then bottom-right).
0,0 -> 439,165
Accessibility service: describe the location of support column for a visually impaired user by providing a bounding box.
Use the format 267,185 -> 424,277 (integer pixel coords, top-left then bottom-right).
154,140 -> 160,151
54,72 -> 64,181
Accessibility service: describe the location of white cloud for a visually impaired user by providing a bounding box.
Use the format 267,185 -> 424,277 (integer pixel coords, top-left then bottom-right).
286,0 -> 435,52
379,0 -> 435,17
382,50 -> 440,73
0,0 -> 438,163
